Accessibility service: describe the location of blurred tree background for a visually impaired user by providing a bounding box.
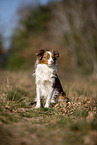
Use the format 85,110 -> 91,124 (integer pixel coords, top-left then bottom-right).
0,34 -> 8,69
1,0 -> 97,76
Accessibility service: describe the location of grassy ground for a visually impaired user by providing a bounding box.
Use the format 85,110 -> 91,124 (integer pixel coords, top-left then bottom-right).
0,71 -> 97,145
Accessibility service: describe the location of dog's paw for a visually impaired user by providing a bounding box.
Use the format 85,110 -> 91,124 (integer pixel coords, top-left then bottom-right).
35,104 -> 40,109
51,99 -> 56,103
44,104 -> 49,108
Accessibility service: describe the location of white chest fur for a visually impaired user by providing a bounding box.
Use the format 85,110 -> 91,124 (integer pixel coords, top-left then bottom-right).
35,64 -> 57,100
35,64 -> 57,83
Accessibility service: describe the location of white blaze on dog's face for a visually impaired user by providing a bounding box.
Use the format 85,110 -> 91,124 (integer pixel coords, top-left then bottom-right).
36,49 -> 59,65
47,51 -> 54,65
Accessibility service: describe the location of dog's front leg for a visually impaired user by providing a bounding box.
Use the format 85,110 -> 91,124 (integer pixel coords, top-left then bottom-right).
44,88 -> 53,108
35,84 -> 41,108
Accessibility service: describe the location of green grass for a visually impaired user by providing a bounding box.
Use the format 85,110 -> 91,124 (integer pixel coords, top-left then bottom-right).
0,71 -> 97,145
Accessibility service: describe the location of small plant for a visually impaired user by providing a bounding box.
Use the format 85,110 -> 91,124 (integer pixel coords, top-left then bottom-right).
7,91 -> 24,102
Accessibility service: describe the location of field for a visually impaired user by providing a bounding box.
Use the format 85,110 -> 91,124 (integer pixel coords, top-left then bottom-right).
0,71 -> 97,145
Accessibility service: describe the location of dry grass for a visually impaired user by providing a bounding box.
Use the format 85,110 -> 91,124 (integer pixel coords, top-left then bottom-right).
0,70 -> 97,145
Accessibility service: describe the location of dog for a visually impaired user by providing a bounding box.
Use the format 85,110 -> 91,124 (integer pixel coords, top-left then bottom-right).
33,49 -> 69,108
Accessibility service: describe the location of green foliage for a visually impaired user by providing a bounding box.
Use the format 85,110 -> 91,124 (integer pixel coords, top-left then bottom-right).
7,91 -> 24,102
6,0 -> 97,75
6,4 -> 51,70
21,5 -> 51,36
7,54 -> 25,70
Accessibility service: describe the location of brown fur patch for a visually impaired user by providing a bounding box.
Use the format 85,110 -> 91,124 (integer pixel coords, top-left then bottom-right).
53,74 -> 65,94
41,52 -> 50,64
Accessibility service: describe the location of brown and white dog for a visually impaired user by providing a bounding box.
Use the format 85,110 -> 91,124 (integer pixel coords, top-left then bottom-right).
34,49 -> 69,108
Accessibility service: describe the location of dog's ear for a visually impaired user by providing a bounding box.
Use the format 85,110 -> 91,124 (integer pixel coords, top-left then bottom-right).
52,50 -> 59,59
36,49 -> 45,59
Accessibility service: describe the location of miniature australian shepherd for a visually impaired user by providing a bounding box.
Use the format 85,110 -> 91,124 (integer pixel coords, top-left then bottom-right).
33,49 -> 69,108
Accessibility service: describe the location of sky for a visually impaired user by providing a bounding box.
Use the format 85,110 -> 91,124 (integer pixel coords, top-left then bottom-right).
0,0 -> 50,49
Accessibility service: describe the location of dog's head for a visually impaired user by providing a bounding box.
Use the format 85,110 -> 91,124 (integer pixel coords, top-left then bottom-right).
36,49 -> 59,65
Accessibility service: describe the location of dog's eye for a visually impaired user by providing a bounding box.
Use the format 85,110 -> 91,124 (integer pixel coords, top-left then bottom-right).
52,56 -> 55,60
47,56 -> 50,59
44,55 -> 49,59
52,55 -> 55,60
